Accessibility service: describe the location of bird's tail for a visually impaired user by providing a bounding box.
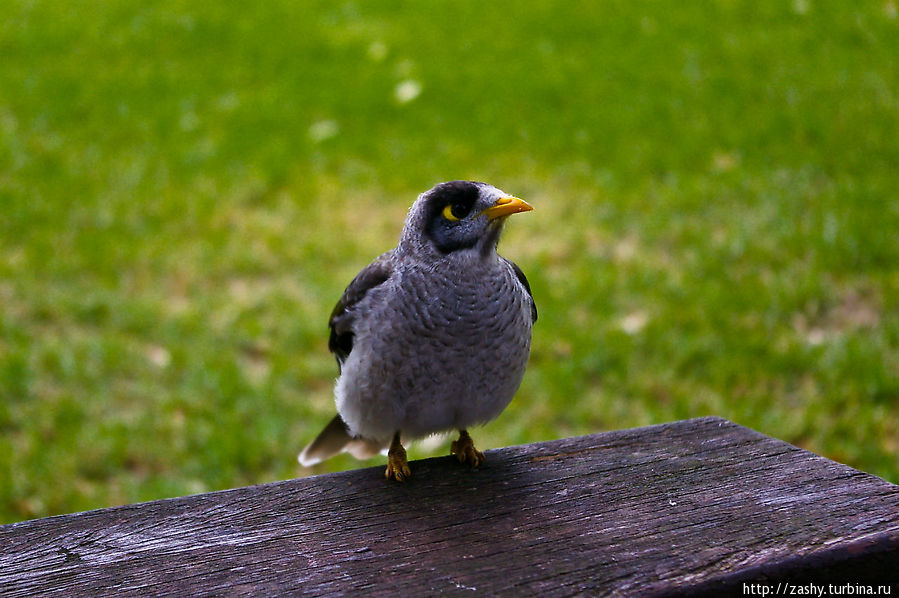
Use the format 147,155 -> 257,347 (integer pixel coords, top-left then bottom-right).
298,414 -> 384,467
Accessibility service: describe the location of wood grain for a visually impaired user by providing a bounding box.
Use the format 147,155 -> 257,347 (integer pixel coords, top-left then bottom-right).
1,417 -> 897,596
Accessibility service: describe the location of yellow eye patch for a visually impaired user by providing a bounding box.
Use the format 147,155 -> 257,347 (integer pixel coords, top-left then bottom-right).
442,204 -> 462,222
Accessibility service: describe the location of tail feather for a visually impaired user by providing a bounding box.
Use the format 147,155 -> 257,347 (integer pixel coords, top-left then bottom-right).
298,414 -> 384,466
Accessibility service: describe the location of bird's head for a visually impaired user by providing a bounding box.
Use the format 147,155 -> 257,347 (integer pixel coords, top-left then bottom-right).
400,181 -> 533,257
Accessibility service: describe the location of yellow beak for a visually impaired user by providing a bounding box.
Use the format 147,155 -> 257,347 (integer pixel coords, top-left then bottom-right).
481,196 -> 534,221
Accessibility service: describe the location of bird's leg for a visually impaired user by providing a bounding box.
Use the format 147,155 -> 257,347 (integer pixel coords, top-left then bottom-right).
451,429 -> 485,468
385,432 -> 411,482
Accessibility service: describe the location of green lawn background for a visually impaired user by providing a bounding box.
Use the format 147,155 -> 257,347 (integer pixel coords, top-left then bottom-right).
1,1 -> 897,523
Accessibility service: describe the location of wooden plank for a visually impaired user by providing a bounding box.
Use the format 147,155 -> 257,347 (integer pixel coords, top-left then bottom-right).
1,417 -> 897,596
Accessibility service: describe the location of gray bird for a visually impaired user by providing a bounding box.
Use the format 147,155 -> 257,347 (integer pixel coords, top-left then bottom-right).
299,181 -> 536,481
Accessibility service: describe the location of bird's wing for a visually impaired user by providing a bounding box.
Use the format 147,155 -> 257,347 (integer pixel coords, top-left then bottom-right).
328,252 -> 394,370
302,256 -> 394,467
504,257 -> 537,323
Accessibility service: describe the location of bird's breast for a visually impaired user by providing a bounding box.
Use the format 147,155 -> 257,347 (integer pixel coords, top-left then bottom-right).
336,260 -> 532,440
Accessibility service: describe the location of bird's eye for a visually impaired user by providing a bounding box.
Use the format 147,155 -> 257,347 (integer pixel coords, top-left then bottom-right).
442,203 -> 469,222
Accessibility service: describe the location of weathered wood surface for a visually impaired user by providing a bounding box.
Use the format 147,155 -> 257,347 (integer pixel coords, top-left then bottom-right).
1,417 -> 897,596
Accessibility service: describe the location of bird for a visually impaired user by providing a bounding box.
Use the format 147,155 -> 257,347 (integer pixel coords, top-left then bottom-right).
298,180 -> 536,481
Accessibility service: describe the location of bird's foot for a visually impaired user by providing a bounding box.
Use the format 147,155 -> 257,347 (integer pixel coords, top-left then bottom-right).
451,429 -> 485,468
385,433 -> 411,482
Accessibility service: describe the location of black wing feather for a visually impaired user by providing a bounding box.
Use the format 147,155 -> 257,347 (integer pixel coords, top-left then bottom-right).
504,258 -> 537,323
328,254 -> 393,370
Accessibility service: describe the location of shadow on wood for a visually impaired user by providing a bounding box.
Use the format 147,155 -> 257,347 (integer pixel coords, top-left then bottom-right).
1,417 -> 898,595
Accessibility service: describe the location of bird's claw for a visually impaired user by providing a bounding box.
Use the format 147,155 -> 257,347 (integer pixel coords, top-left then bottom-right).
451,430 -> 485,468
385,457 -> 411,482
386,433 -> 411,482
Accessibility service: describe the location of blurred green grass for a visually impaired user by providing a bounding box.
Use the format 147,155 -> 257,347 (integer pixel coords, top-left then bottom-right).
1,0 -> 897,523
